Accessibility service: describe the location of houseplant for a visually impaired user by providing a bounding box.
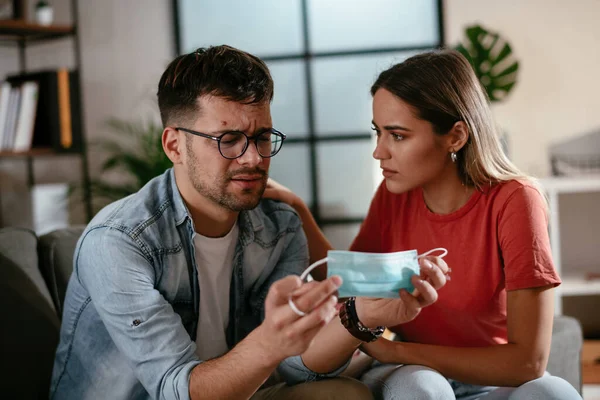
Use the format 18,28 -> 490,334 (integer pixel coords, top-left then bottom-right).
455,24 -> 519,156
34,1 -> 53,25
455,24 -> 519,102
73,118 -> 172,213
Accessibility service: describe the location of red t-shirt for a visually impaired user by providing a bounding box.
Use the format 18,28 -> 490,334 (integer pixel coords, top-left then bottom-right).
350,180 -> 561,347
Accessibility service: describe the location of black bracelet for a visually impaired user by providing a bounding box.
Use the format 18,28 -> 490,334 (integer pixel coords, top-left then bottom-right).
345,297 -> 385,342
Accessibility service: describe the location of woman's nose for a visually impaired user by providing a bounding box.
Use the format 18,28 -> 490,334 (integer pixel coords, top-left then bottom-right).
373,139 -> 390,160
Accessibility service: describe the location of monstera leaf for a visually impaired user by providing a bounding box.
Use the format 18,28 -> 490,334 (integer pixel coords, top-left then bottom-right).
455,25 -> 519,102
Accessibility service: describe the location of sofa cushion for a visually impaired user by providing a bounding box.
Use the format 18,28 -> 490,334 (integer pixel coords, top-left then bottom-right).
548,315 -> 583,393
38,226 -> 84,317
0,228 -> 60,399
0,228 -> 55,311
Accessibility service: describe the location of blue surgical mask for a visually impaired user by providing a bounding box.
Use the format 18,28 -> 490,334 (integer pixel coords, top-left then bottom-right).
300,248 -> 448,298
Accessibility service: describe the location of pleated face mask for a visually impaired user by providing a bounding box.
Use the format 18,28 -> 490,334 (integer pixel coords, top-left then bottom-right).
300,248 -> 448,298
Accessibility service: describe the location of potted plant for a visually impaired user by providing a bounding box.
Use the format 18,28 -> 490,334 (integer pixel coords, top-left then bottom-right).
35,0 -> 53,25
455,24 -> 519,155
71,118 -> 172,214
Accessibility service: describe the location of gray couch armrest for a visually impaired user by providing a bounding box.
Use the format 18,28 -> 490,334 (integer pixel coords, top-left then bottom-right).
0,227 -> 55,311
0,227 -> 60,398
548,315 -> 582,394
38,226 -> 85,318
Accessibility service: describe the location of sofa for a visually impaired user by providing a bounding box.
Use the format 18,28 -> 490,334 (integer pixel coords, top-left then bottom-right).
0,226 -> 584,398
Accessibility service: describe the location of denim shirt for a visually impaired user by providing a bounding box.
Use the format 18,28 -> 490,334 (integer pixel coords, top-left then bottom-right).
50,169 -> 347,400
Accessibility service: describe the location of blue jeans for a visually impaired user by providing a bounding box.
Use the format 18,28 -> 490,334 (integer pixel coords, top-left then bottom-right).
361,364 -> 582,400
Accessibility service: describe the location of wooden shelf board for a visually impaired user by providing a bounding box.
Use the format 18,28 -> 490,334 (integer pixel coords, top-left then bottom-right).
0,20 -> 74,41
0,148 -> 56,157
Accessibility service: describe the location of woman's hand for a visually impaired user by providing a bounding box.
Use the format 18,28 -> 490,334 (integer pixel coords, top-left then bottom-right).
356,256 -> 450,328
262,178 -> 302,209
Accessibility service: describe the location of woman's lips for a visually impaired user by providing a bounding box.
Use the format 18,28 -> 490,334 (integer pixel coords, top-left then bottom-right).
381,168 -> 397,178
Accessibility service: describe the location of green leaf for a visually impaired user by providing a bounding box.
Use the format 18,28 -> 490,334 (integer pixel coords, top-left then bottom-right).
69,117 -> 173,215
494,61 -> 519,79
454,24 -> 519,103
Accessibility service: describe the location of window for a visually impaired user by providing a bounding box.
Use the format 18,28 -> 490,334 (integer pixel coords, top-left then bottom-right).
175,0 -> 444,249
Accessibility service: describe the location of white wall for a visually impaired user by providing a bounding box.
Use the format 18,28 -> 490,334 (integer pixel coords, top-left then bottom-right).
444,0 -> 600,177
0,0 -> 174,227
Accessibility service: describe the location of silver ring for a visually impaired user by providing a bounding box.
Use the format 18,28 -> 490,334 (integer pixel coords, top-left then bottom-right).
288,298 -> 306,317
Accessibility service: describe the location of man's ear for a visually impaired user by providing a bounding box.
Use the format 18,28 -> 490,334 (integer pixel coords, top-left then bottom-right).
162,127 -> 185,164
446,121 -> 469,152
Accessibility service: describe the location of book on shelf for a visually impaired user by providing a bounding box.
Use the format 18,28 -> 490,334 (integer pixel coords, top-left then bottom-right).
0,68 -> 82,154
1,84 -> 21,150
13,81 -> 39,151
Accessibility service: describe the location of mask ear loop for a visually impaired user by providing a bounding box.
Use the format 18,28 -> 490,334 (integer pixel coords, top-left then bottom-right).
288,257 -> 329,317
300,257 -> 329,281
414,248 -> 450,297
417,247 -> 448,259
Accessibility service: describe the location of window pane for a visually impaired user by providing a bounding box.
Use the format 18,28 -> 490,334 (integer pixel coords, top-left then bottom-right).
267,60 -> 309,138
317,140 -> 378,218
268,143 -> 312,206
323,223 -> 362,250
308,0 -> 439,52
178,0 -> 304,57
312,52 -> 416,135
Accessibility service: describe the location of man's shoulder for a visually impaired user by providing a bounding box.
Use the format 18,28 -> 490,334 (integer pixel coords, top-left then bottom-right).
252,199 -> 302,228
84,170 -> 178,241
256,198 -> 300,218
242,199 -> 304,246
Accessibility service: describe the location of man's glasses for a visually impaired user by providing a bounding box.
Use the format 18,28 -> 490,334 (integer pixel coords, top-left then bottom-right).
176,127 -> 286,160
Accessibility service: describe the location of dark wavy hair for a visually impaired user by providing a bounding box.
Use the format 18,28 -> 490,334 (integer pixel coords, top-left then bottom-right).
157,45 -> 274,127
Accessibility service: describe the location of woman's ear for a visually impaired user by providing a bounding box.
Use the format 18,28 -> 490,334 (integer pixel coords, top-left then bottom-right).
162,127 -> 184,164
446,121 -> 469,152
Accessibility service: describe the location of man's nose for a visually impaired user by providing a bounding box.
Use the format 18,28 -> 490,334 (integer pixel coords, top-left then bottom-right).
237,140 -> 263,167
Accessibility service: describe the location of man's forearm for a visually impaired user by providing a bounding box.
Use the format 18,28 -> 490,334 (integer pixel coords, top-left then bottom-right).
188,328 -> 280,400
300,316 -> 362,374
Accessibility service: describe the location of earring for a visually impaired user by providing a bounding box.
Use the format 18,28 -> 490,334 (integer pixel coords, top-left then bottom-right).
450,151 -> 457,163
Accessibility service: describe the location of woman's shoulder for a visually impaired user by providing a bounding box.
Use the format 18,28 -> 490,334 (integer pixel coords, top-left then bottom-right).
487,179 -> 546,213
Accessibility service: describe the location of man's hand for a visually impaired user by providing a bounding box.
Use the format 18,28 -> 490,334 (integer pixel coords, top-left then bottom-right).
356,256 -> 450,328
251,275 -> 342,365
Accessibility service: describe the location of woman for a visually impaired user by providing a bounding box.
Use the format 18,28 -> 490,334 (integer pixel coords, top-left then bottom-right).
265,50 -> 582,399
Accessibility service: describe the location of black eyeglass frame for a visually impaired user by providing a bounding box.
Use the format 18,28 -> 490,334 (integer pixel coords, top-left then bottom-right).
175,127 -> 287,160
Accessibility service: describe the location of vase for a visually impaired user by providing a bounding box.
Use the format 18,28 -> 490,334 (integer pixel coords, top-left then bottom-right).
35,6 -> 53,26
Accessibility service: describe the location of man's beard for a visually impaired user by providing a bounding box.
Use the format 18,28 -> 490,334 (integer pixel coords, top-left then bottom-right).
187,148 -> 267,212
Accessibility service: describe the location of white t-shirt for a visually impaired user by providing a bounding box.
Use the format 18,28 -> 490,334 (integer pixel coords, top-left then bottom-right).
193,222 -> 239,360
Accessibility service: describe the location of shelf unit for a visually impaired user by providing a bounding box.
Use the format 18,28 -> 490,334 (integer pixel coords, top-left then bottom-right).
0,20 -> 74,41
539,176 -> 600,314
0,0 -> 92,225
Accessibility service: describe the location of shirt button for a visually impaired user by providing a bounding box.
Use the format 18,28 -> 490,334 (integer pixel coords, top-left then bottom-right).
133,319 -> 141,326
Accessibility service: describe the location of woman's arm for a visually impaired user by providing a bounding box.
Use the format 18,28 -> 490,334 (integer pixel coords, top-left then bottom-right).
362,285 -> 555,387
263,179 -> 332,280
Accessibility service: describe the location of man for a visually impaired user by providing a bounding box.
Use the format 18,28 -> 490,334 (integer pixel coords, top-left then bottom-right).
51,45 -> 447,400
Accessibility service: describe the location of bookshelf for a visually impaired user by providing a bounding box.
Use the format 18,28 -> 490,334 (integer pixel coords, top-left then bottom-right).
0,0 -> 92,224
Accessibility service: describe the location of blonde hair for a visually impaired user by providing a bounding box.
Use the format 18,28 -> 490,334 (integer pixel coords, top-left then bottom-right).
371,49 -> 543,198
